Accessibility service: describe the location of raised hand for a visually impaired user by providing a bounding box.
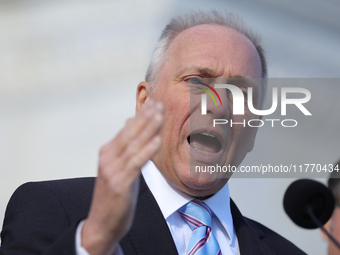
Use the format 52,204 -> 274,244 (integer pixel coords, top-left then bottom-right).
82,99 -> 164,255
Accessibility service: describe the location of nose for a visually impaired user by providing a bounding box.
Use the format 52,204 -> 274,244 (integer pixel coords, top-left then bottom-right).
205,87 -> 231,119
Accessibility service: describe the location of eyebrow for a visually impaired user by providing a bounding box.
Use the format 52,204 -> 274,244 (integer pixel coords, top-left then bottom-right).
175,65 -> 248,79
179,66 -> 261,105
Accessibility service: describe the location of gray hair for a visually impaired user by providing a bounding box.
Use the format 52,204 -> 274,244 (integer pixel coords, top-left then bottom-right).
145,10 -> 268,102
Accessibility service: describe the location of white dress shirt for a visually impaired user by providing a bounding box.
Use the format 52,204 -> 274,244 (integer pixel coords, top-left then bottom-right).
76,160 -> 239,255
142,160 -> 239,255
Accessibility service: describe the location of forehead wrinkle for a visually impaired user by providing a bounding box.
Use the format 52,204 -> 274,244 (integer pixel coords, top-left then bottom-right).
164,24 -> 262,89
173,65 -> 224,78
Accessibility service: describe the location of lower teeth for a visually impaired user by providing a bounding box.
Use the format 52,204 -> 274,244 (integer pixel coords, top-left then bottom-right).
192,145 -> 215,155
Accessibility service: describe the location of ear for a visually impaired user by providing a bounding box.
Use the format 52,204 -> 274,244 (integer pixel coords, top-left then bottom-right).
136,81 -> 151,113
321,219 -> 332,241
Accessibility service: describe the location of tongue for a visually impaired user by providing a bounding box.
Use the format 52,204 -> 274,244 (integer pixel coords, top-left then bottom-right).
189,133 -> 221,154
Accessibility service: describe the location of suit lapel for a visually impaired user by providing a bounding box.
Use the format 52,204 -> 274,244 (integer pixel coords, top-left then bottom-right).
230,199 -> 275,255
121,179 -> 277,255
120,176 -> 178,255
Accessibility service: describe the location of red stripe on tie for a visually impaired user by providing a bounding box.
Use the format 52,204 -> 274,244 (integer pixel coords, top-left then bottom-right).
192,200 -> 212,217
178,211 -> 205,228
188,227 -> 211,255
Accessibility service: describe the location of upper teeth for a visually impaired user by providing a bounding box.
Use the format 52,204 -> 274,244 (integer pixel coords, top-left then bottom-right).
201,132 -> 216,138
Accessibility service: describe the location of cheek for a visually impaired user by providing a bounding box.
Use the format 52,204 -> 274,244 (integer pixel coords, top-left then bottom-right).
229,114 -> 258,157
231,125 -> 253,152
231,113 -> 255,140
162,99 -> 189,139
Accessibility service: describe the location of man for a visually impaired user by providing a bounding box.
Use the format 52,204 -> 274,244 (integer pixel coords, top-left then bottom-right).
0,10 -> 305,255
322,160 -> 340,255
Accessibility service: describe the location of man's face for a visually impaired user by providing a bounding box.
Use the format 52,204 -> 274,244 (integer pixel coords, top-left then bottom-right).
140,24 -> 262,197
326,207 -> 340,255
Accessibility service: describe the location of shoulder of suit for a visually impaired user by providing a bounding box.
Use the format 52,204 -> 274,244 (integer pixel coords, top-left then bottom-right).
243,217 -> 307,255
6,177 -> 96,222
13,177 -> 96,198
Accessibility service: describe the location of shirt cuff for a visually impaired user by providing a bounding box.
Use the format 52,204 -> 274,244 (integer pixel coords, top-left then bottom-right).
75,220 -> 124,255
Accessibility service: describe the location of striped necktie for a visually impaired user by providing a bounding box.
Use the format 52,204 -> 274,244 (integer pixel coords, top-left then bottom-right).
178,199 -> 222,255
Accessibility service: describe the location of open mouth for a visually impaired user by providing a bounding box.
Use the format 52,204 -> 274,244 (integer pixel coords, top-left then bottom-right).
187,132 -> 222,155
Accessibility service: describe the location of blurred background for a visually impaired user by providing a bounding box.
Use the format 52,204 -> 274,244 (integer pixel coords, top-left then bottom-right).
1,0 -> 340,254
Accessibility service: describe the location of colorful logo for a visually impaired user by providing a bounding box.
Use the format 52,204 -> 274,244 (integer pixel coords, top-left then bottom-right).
192,78 -> 312,117
191,78 -> 222,106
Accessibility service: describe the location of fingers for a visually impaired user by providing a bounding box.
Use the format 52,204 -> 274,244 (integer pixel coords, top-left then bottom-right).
125,135 -> 162,171
119,100 -> 162,151
122,102 -> 163,163
119,100 -> 163,179
103,99 -> 163,156
83,99 -> 164,255
98,99 -> 163,179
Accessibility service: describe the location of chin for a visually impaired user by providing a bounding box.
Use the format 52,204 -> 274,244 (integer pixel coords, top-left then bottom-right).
178,173 -> 227,197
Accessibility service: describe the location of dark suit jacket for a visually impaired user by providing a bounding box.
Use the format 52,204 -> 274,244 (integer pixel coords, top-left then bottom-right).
0,177 -> 306,255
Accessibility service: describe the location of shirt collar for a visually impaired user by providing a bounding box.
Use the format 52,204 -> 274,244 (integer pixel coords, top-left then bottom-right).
142,160 -> 192,219
204,181 -> 234,244
141,160 -> 235,244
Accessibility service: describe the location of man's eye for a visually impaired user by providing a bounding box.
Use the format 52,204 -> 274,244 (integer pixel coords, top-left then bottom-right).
189,77 -> 204,85
187,77 -> 206,94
